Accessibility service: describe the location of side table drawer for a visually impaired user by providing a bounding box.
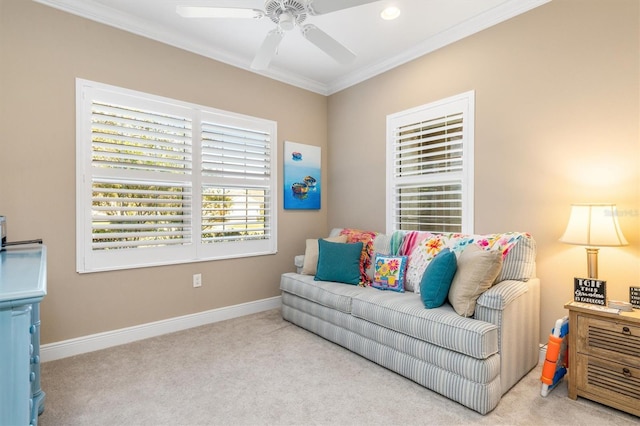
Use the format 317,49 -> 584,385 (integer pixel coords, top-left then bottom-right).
577,315 -> 640,366
576,353 -> 640,407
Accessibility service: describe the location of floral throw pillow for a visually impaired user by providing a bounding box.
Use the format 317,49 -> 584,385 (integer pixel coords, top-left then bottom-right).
372,254 -> 408,292
405,235 -> 447,293
444,233 -> 477,254
339,228 -> 378,285
477,232 -> 531,259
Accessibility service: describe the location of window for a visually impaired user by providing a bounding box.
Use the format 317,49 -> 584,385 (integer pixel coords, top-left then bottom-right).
386,91 -> 474,234
76,79 -> 277,273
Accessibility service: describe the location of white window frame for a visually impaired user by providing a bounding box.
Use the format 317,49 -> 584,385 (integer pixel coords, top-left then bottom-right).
386,91 -> 474,234
76,79 -> 277,273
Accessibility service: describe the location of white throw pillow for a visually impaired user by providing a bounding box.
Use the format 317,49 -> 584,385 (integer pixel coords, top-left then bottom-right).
301,235 -> 348,275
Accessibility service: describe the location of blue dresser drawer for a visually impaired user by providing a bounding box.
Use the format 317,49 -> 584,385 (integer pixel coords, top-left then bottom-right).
0,246 -> 47,426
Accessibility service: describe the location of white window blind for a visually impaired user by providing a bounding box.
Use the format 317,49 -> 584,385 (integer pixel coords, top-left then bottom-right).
76,79 -> 277,273
200,120 -> 272,245
90,100 -> 193,253
386,91 -> 474,234
92,180 -> 193,250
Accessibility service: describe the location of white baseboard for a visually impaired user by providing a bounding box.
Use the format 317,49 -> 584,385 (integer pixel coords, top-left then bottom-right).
41,296 -> 282,362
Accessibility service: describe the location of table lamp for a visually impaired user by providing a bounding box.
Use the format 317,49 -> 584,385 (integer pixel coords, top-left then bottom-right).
559,203 -> 628,279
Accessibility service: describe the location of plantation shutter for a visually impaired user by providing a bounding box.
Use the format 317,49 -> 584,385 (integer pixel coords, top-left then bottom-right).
77,79 -> 278,273
90,100 -> 193,250
201,119 -> 272,244
387,92 -> 474,234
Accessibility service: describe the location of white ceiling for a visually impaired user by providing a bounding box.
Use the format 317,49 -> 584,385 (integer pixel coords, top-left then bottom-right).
34,0 -> 549,95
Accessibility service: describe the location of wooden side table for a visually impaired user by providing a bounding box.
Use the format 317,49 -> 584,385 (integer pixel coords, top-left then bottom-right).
565,301 -> 640,416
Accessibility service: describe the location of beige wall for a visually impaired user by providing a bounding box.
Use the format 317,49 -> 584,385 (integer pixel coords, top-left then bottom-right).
328,0 -> 640,342
0,0 -> 328,343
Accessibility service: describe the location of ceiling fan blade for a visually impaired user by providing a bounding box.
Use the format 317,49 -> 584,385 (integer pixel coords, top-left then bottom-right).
301,24 -> 356,65
176,6 -> 263,19
251,29 -> 285,70
307,0 -> 379,15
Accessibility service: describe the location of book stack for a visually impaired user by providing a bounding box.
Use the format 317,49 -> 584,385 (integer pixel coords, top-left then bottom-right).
608,300 -> 634,312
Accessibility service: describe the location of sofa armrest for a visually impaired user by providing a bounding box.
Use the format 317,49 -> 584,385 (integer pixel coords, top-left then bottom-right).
476,279 -> 530,311
294,254 -> 305,274
475,278 -> 540,395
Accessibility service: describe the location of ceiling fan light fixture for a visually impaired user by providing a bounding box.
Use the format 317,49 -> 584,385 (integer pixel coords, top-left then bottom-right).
279,11 -> 296,31
380,6 -> 401,20
177,0 -> 380,70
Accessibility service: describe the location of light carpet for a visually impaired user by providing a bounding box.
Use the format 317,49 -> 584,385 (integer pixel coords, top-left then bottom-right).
39,309 -> 638,425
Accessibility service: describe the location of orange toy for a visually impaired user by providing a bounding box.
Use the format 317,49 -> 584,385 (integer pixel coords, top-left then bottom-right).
540,316 -> 569,397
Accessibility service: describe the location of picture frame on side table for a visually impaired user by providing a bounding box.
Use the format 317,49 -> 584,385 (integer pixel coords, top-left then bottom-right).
283,141 -> 321,210
573,277 -> 607,306
630,286 -> 640,308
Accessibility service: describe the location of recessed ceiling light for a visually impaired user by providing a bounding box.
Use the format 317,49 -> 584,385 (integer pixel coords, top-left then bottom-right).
380,6 -> 401,20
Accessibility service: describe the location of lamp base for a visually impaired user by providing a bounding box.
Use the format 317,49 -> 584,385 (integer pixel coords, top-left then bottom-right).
586,247 -> 599,279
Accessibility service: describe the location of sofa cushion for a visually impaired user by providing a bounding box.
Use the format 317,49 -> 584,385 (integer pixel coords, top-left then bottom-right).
301,235 -> 348,275
351,290 -> 499,359
315,239 -> 363,285
420,248 -> 457,308
280,272 -> 370,313
448,245 -> 503,317
282,292 -> 501,384
371,254 -> 408,292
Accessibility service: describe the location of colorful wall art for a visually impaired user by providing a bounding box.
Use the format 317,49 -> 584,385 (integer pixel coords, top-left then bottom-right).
283,141 -> 321,210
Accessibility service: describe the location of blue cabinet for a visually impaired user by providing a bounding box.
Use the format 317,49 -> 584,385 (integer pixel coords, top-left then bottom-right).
0,246 -> 47,426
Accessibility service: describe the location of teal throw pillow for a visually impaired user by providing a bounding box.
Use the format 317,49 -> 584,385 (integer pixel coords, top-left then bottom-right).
420,248 -> 458,308
315,239 -> 363,285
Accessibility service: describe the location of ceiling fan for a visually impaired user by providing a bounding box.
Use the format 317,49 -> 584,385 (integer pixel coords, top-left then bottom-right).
176,0 -> 379,70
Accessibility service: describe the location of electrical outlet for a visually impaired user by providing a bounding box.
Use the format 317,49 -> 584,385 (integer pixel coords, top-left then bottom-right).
192,273 -> 202,288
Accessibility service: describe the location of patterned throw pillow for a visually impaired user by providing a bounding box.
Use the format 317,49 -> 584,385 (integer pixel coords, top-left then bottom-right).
494,233 -> 536,282
475,232 -> 534,283
405,233 -> 482,293
371,254 -> 408,292
398,231 -> 433,256
339,228 -> 378,285
476,232 -> 528,259
443,233 -> 477,254
384,230 -> 533,295
405,235 -> 447,293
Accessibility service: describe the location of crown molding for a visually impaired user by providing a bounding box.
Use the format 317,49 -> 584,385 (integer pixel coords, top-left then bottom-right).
33,0 -> 551,96
327,0 -> 551,94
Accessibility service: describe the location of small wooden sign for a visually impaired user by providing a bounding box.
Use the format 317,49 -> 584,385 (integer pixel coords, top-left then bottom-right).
630,287 -> 640,309
574,278 -> 607,306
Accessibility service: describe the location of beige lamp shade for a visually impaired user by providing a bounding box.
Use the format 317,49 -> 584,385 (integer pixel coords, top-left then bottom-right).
560,203 -> 627,279
560,204 -> 628,247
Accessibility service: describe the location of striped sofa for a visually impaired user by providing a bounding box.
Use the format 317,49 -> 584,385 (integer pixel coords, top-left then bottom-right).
280,230 -> 540,414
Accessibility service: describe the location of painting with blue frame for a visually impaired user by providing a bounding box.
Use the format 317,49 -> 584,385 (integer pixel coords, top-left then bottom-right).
284,141 -> 321,210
